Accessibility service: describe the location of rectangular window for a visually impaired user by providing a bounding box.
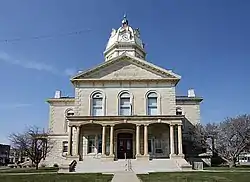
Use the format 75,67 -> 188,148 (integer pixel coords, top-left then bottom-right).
120,98 -> 131,116
148,139 -> 152,153
92,98 -> 103,116
87,135 -> 96,153
97,134 -> 102,153
154,139 -> 163,153
62,141 -> 68,155
148,98 -> 157,115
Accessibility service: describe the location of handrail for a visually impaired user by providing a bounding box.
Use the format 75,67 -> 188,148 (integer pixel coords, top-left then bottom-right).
69,160 -> 77,172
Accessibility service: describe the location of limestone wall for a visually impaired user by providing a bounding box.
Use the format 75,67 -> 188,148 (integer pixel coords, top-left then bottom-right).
74,82 -> 176,116
49,103 -> 74,134
176,101 -> 201,126
42,135 -> 68,167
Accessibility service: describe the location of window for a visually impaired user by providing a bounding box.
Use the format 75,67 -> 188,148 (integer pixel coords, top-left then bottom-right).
92,93 -> 103,116
147,92 -> 158,115
176,107 -> 182,115
154,139 -> 163,153
88,135 -> 96,153
119,92 -> 132,116
97,134 -> 102,153
66,110 -> 74,116
65,109 -> 74,132
62,141 -> 68,156
148,139 -> 152,153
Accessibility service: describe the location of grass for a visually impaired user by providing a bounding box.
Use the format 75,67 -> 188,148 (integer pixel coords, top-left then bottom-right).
0,173 -> 113,182
138,172 -> 250,182
204,165 -> 250,171
0,167 -> 59,173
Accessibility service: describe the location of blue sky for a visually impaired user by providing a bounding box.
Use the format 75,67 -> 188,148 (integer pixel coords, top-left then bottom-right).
0,0 -> 249,144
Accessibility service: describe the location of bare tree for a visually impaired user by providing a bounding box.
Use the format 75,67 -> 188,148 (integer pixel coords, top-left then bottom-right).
9,126 -> 53,170
190,114 -> 250,167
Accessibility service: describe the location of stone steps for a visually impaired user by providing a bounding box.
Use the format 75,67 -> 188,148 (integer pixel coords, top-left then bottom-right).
75,158 -> 188,174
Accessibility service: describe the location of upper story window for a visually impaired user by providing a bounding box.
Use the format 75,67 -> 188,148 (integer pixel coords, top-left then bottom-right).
119,92 -> 132,116
65,109 -> 74,132
62,141 -> 68,153
92,92 -> 104,116
147,92 -> 158,115
66,109 -> 74,116
176,107 -> 182,115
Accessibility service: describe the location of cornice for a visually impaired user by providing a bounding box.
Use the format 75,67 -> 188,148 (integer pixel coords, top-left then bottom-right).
67,115 -> 184,121
47,98 -> 75,103
176,96 -> 203,102
104,42 -> 146,56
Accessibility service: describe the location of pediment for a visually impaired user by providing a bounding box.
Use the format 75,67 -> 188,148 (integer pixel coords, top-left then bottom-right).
71,54 -> 181,81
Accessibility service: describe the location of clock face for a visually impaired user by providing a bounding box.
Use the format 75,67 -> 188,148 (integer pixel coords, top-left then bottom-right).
121,33 -> 129,41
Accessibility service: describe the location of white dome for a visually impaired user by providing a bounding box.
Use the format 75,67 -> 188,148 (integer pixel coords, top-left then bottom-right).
104,15 -> 146,61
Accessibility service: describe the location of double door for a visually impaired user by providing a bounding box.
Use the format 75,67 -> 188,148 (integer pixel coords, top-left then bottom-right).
117,133 -> 133,159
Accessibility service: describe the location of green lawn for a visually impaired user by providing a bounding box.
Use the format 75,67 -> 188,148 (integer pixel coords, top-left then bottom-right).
138,172 -> 250,182
0,167 -> 59,173
204,166 -> 250,171
0,173 -> 113,182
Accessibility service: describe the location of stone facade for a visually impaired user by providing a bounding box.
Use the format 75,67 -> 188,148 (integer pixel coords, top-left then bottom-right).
44,16 -> 203,169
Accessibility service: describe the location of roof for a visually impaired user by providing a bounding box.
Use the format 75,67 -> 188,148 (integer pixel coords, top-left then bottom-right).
71,53 -> 181,82
176,96 -> 203,102
46,97 -> 75,103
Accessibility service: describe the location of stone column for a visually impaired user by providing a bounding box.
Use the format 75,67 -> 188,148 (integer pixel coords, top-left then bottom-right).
75,126 -> 80,156
178,124 -> 183,155
170,124 -> 175,156
144,125 -> 148,156
102,125 -> 106,156
68,126 -> 73,156
136,124 -> 141,156
109,125 -> 114,156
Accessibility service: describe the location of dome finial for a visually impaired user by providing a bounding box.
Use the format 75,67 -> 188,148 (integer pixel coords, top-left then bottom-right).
122,13 -> 128,26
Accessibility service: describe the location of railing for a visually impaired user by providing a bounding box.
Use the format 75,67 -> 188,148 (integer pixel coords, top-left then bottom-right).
69,160 -> 77,172
124,153 -> 133,172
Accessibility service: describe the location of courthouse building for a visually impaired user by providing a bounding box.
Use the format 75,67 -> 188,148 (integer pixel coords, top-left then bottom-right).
44,16 -> 203,173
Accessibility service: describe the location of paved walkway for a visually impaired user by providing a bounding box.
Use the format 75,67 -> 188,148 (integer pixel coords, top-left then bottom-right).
111,171 -> 141,182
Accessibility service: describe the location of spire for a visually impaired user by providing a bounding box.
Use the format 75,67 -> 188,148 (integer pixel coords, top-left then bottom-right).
122,14 -> 128,26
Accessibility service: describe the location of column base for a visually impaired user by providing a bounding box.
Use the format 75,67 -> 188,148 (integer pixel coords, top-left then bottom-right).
101,154 -> 114,161
66,155 -> 80,160
170,154 -> 185,159
136,154 -> 149,160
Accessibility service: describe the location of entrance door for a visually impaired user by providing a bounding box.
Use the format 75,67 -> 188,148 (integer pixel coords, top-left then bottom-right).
117,133 -> 133,159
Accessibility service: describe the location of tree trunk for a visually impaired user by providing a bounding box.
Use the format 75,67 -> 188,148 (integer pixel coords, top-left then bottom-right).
228,160 -> 236,168
35,162 -> 39,170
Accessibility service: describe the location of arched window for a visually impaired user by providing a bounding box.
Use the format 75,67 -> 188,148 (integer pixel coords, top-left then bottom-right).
92,92 -> 103,116
176,107 -> 182,115
147,92 -> 158,115
65,109 -> 74,132
119,92 -> 132,116
66,109 -> 74,116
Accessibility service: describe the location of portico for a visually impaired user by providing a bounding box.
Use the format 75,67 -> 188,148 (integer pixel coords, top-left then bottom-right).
66,115 -> 184,161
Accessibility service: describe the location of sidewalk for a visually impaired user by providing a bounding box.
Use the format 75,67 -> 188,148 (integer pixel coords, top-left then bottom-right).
111,171 -> 141,182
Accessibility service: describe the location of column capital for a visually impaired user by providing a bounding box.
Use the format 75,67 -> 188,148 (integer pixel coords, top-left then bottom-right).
144,124 -> 149,127
136,124 -> 141,127
109,124 -> 115,127
102,124 -> 107,127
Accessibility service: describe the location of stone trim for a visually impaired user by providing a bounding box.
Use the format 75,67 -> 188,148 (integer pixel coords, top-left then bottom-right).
176,96 -> 203,102
47,98 -> 75,103
67,115 -> 184,126
70,53 -> 180,81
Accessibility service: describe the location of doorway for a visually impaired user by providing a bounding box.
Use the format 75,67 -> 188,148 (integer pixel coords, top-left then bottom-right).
117,133 -> 133,159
